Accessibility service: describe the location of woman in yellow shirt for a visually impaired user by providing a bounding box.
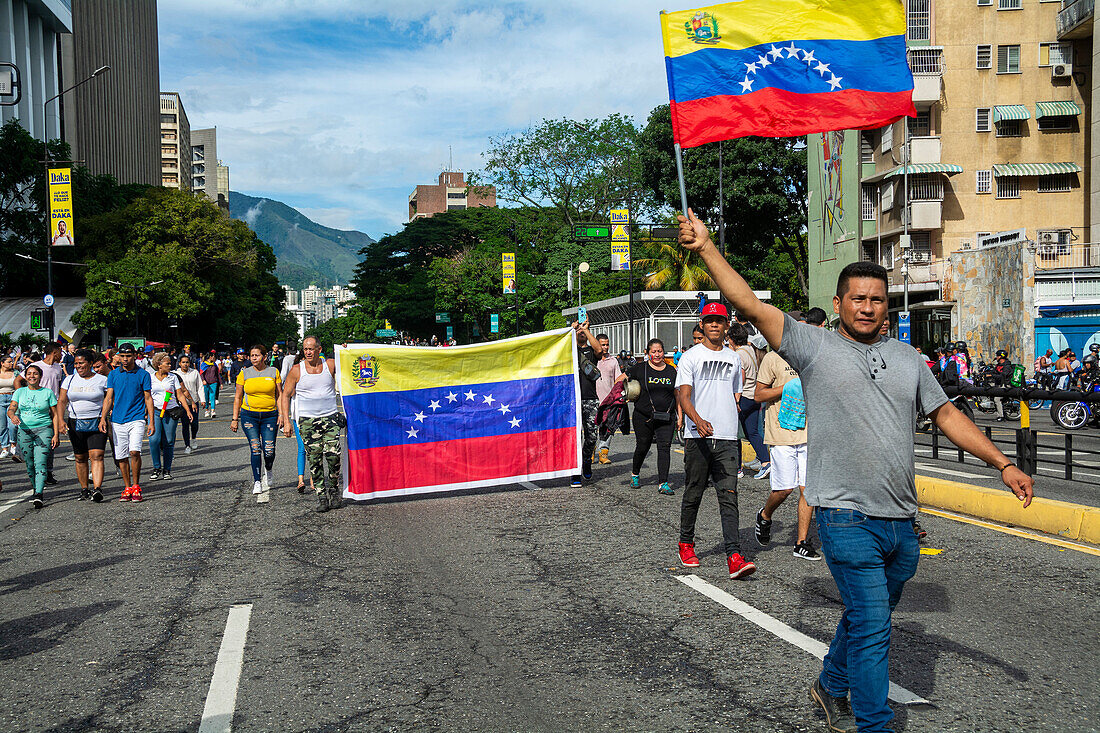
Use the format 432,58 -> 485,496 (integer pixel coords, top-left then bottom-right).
230,345 -> 286,494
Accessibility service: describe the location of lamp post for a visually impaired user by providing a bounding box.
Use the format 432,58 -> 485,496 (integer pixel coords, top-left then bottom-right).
106,279 -> 163,336
42,64 -> 110,342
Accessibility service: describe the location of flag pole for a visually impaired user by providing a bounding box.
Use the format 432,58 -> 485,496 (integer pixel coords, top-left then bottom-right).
674,142 -> 689,216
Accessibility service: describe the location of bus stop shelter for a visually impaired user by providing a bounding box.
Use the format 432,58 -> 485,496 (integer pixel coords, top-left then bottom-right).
563,290 -> 770,356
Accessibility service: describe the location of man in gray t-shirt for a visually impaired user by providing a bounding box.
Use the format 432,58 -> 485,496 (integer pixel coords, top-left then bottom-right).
676,208 -> 1033,733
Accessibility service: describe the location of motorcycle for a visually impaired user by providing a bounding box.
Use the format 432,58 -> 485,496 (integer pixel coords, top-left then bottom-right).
971,365 -> 1021,420
1027,371 -> 1056,409
1051,375 -> 1100,430
917,394 -> 972,431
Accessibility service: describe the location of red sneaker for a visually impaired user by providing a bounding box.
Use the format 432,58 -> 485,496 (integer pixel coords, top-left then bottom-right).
678,542 -> 700,567
129,485 -> 143,502
119,486 -> 133,502
728,553 -> 756,579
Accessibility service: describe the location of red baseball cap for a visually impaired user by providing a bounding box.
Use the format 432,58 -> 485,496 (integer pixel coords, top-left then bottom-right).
700,302 -> 729,320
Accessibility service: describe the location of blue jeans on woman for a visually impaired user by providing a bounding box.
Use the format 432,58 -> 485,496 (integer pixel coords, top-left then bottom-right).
737,395 -> 769,465
293,419 -> 306,478
816,508 -> 920,733
0,394 -> 14,446
204,383 -> 218,411
150,413 -> 179,472
240,409 -> 278,482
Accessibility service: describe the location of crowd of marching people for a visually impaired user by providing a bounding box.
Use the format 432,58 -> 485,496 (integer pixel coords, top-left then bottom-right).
0,338 -> 345,512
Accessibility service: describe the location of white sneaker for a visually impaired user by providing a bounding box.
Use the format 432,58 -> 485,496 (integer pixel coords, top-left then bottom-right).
65,453 -> 76,461
252,480 -> 263,494
210,411 -> 217,418
203,410 -> 210,418
184,445 -> 192,455
261,466 -> 271,491
0,448 -> 8,459
191,440 -> 199,450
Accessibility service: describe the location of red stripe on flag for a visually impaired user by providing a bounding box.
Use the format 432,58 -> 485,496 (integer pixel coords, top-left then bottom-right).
346,427 -> 578,495
671,88 -> 916,148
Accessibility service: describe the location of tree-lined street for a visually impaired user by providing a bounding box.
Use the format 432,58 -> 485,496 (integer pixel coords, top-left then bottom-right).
1,417 -> 1096,732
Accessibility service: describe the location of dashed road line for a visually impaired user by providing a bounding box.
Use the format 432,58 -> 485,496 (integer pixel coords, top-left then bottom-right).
199,603 -> 253,733
0,490 -> 32,516
676,575 -> 929,705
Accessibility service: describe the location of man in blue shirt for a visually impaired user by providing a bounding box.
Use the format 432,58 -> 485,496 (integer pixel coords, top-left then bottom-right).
100,343 -> 154,502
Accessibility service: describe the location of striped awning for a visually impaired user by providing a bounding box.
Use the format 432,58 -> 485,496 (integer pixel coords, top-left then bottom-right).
991,162 -> 1082,177
882,163 -> 963,179
993,105 -> 1031,122
1035,100 -> 1082,118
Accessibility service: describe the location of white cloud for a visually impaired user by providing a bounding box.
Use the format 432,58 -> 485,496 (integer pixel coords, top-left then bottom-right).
158,1 -> 672,237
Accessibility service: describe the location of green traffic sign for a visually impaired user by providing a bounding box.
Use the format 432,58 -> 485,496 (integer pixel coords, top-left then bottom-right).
30,312 -> 42,330
375,328 -> 397,338
573,225 -> 610,239
435,312 -> 451,323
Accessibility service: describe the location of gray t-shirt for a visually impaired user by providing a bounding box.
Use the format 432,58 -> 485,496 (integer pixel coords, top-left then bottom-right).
778,314 -> 948,518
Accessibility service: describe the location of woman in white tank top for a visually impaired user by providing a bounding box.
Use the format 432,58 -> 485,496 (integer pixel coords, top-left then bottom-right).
0,355 -> 25,459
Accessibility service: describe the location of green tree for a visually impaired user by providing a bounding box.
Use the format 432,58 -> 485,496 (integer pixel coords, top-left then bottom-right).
472,114 -> 652,227
637,105 -> 809,307
632,239 -> 715,291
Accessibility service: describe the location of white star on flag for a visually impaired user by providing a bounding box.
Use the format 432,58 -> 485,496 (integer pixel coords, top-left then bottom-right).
827,74 -> 843,90
802,50 -> 816,65
429,400 -> 441,411
768,44 -> 784,60
757,53 -> 770,68
406,427 -> 419,439
739,77 -> 754,93
745,61 -> 758,74
482,394 -> 495,405
498,404 -> 511,415
414,411 -> 426,422
815,61 -> 831,77
446,392 -> 458,403
785,43 -> 800,58
464,389 -> 476,401
509,417 -> 521,428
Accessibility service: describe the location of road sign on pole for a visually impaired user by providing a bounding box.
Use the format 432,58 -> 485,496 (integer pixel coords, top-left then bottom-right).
490,314 -> 499,334
375,328 -> 397,338
446,326 -> 453,340
898,311 -> 911,345
435,312 -> 450,323
573,224 -> 610,239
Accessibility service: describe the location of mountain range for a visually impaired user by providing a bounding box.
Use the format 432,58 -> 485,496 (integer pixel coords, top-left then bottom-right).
229,191 -> 374,290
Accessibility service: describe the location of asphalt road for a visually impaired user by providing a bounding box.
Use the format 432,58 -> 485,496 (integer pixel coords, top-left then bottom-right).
0,415 -> 1097,732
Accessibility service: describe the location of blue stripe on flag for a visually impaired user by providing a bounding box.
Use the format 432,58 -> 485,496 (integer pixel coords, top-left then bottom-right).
344,373 -> 577,451
668,35 -> 912,103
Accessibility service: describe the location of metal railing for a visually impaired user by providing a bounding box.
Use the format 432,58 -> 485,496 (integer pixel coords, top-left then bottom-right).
1034,242 -> 1100,269
908,176 -> 943,202
1057,0 -> 1094,36
907,48 -> 942,74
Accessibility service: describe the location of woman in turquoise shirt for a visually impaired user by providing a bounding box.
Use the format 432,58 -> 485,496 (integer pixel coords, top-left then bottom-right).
7,364 -> 60,507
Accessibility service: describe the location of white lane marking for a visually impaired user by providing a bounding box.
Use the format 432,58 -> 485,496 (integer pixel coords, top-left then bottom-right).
199,603 -> 253,733
1036,466 -> 1100,480
520,481 -> 541,491
915,462 -> 988,480
0,490 -> 33,516
676,575 -> 929,706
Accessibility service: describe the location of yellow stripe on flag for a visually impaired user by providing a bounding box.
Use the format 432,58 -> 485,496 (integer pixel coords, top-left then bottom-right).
338,329 -> 576,396
661,0 -> 905,58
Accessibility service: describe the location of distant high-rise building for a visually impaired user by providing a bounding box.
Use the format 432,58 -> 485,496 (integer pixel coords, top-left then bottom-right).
159,92 -> 190,190
191,127 -> 217,200
0,0 -> 72,141
408,171 -> 496,220
60,0 -> 159,186
215,161 -> 229,207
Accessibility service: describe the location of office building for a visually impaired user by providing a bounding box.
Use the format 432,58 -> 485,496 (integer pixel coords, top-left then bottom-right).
0,0 -> 72,141
191,127 -> 228,210
159,91 -> 190,190
408,170 -> 496,220
292,284 -> 356,325
60,0 -> 159,186
215,160 -> 229,208
807,0 -> 1094,361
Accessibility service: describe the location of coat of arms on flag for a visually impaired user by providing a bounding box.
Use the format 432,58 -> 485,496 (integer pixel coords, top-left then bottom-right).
336,329 -> 581,501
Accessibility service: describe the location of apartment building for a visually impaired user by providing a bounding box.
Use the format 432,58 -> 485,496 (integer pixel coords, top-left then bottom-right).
808,0 -> 1095,359
191,127 -> 229,210
408,170 -> 496,220
159,91 -> 190,190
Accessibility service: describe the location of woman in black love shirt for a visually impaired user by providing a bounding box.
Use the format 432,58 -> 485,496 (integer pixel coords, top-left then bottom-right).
619,338 -> 680,495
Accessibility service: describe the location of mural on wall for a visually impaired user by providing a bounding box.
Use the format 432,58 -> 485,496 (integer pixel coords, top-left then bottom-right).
821,131 -> 845,232
1035,320 -> 1100,359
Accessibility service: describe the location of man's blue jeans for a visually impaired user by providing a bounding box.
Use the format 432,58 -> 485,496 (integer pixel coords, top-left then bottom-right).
816,508 -> 919,733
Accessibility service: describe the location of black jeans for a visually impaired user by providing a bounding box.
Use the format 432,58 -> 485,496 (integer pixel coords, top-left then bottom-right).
180,409 -> 199,447
632,409 -> 673,482
681,438 -> 743,557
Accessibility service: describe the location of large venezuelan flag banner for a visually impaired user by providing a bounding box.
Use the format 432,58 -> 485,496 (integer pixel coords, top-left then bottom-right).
336,329 -> 581,501
661,0 -> 915,147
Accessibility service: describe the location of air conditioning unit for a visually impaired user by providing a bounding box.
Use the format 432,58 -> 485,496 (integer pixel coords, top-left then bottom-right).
1038,231 -> 1059,245
1052,63 -> 1072,79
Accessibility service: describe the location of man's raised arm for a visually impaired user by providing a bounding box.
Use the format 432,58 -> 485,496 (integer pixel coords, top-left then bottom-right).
677,208 -> 785,349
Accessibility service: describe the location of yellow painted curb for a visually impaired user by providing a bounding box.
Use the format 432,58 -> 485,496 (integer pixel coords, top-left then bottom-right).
916,476 -> 1100,544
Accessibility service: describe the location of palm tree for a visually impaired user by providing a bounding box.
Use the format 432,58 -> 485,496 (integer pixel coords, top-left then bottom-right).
632,240 -> 715,291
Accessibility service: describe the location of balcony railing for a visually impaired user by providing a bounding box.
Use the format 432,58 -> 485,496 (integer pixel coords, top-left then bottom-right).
907,48 -> 942,75
1035,242 -> 1100,269
1058,0 -> 1094,37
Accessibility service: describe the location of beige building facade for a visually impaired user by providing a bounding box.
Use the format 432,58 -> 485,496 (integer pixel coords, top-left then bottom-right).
159,91 -> 190,190
809,0 -> 1099,359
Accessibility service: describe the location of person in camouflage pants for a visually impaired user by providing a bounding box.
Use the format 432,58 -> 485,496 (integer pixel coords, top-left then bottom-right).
299,414 -> 342,509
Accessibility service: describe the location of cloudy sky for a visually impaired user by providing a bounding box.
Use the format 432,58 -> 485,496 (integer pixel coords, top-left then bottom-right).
157,0 -> 673,239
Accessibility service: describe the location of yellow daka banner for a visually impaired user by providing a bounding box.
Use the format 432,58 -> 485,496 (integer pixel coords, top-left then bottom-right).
502,252 -> 516,294
48,168 -> 74,246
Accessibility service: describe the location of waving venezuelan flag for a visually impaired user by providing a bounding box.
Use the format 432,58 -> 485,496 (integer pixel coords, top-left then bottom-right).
336,329 -> 581,500
661,0 -> 915,147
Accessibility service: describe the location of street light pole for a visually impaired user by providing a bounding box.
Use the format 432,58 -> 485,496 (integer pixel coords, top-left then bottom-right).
41,64 -> 109,342
107,279 -> 162,336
